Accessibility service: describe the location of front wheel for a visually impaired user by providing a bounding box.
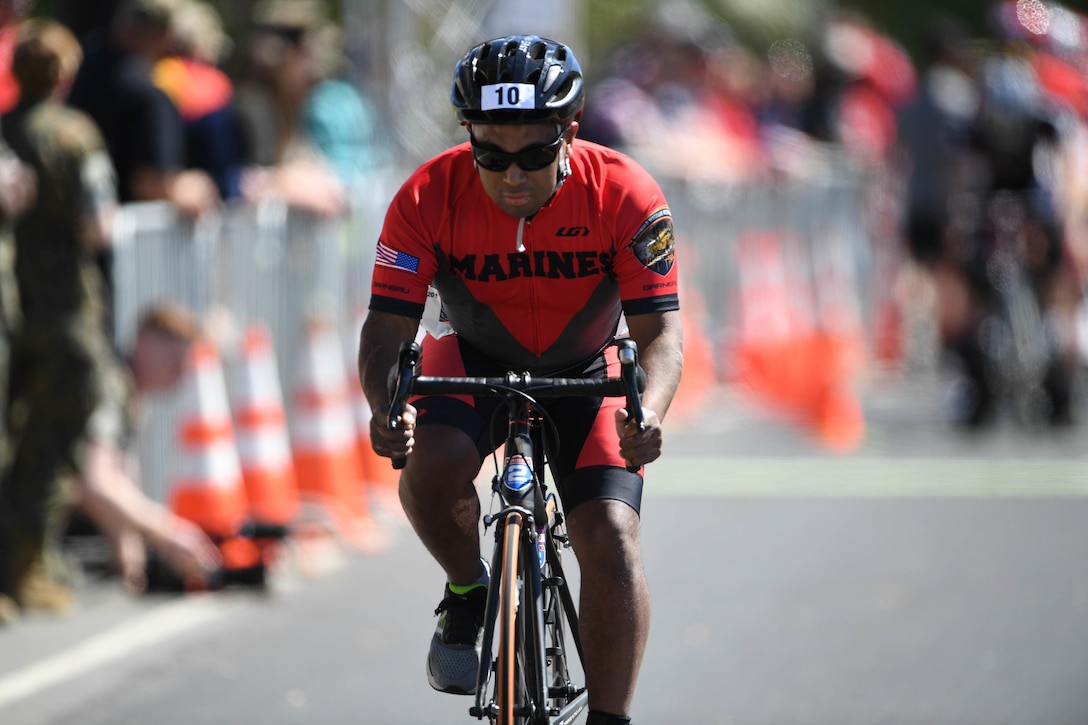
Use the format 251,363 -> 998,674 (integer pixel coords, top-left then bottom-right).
497,512 -> 528,724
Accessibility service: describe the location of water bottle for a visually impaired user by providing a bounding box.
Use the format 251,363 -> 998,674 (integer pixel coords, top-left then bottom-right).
503,454 -> 533,495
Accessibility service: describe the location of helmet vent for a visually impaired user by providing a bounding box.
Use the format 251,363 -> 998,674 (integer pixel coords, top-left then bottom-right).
541,64 -> 561,94
552,76 -> 576,104
529,40 -> 547,60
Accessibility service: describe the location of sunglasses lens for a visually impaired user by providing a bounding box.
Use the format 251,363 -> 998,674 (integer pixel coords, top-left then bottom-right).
473,149 -> 510,172
470,132 -> 563,172
516,148 -> 558,171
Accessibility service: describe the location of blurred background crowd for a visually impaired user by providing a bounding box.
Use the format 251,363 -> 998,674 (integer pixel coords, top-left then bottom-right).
580,0 -> 1088,430
0,0 -> 1086,619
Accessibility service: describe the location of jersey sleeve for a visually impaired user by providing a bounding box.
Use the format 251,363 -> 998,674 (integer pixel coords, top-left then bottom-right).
368,169 -> 442,319
608,160 -> 679,317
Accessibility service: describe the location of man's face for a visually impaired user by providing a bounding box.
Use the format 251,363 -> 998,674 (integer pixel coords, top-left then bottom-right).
469,122 -> 575,218
130,329 -> 191,393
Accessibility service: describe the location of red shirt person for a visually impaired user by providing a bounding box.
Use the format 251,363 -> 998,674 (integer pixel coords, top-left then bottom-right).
358,36 -> 683,725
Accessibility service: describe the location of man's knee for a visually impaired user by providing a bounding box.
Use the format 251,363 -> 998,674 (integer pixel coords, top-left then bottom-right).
398,425 -> 480,508
568,499 -> 642,566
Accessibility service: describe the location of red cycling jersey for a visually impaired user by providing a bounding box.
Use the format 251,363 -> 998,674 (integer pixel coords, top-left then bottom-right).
369,139 -> 679,372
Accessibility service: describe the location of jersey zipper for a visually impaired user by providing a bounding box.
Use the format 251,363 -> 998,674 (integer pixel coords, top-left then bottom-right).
516,216 -> 541,359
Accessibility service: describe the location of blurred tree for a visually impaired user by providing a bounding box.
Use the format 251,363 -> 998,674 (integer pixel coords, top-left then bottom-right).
583,0 -> 656,71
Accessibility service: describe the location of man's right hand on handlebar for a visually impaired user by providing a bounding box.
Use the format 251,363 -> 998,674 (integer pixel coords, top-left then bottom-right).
371,402 -> 417,460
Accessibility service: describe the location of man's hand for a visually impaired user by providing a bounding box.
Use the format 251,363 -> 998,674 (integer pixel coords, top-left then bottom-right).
146,516 -> 222,588
615,407 -> 663,469
370,403 -> 417,461
169,169 -> 221,219
111,526 -> 149,594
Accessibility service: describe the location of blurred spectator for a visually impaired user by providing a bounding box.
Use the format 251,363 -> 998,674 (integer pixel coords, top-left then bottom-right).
895,15 -> 989,420
965,1 -> 1077,424
0,0 -> 33,114
0,106 -> 34,627
152,0 -> 246,199
758,38 -> 820,135
894,3 -> 1082,426
67,0 -> 219,217
0,0 -> 35,482
819,9 -> 917,165
0,18 -> 217,623
580,0 -> 764,181
53,0 -> 124,47
67,0 -> 219,344
301,21 -> 391,191
897,14 -> 984,271
696,42 -> 770,179
1035,6 -> 1088,289
755,38 -> 834,177
81,303 -> 222,595
231,0 -> 347,216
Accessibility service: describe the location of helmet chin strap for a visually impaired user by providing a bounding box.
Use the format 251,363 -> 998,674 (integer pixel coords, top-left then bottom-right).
557,152 -> 572,184
556,130 -> 572,186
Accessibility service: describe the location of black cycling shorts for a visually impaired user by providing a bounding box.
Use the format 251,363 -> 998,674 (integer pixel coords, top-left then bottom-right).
410,333 -> 643,516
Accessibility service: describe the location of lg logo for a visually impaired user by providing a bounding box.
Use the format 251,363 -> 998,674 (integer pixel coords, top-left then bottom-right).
556,226 -> 590,237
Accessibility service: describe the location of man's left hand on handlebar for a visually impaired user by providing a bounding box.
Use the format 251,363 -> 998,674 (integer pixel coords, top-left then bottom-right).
615,408 -> 663,468
372,402 -> 417,459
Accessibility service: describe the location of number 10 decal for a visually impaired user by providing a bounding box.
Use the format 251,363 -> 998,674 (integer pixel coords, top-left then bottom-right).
481,83 -> 534,111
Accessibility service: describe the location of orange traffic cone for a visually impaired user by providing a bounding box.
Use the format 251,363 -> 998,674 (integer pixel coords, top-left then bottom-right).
671,283 -> 717,423
227,323 -> 299,528
291,318 -> 385,552
169,339 -> 260,572
731,230 -> 804,411
810,228 -> 867,451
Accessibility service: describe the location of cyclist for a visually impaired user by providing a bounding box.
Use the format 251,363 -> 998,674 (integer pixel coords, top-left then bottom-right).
358,35 -> 682,725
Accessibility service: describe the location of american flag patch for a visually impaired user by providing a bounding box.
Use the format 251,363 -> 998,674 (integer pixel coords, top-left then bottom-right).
375,241 -> 420,274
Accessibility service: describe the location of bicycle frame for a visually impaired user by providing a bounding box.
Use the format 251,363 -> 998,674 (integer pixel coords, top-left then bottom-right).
471,392 -> 587,724
386,339 -> 645,724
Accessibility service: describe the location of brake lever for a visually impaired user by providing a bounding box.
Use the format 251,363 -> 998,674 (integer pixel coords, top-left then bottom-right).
388,340 -> 420,470
616,339 -> 646,474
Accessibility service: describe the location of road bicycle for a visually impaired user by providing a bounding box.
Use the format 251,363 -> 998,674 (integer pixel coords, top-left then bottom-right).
975,190 -> 1074,425
387,338 -> 646,725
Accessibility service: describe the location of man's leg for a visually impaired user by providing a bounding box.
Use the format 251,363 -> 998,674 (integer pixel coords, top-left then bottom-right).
567,498 -> 650,718
397,423 -> 484,585
399,422 -> 490,695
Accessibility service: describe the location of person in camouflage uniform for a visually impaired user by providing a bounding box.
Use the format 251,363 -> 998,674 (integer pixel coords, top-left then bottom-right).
0,16 -> 121,616
0,0 -> 37,624
0,148 -> 35,627
0,18 -> 218,621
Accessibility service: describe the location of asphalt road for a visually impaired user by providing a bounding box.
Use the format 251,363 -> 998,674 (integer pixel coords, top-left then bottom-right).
2,370 -> 1088,725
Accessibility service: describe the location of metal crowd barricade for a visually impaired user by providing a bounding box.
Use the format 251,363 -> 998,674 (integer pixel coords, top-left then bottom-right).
112,195 -> 381,503
658,156 -> 875,383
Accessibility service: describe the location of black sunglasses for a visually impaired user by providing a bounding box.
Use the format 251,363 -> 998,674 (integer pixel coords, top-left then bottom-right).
468,128 -> 566,172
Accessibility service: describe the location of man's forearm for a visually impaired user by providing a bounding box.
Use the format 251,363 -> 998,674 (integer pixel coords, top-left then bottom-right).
626,310 -> 684,420
78,442 -> 169,542
358,310 -> 422,414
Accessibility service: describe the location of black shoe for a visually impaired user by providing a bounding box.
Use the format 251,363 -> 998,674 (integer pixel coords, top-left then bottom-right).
426,584 -> 487,694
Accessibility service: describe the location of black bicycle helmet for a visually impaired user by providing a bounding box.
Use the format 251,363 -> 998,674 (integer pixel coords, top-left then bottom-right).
451,35 -> 585,125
